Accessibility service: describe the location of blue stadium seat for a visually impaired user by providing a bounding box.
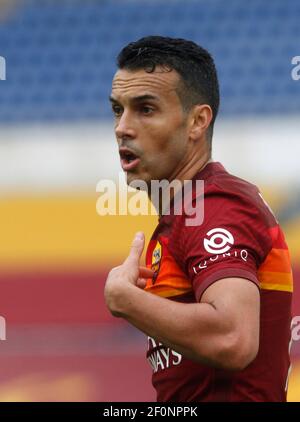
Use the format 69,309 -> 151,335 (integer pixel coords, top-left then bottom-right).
0,0 -> 299,123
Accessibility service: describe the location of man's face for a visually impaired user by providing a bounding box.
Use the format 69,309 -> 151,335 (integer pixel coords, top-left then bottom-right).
110,67 -> 191,185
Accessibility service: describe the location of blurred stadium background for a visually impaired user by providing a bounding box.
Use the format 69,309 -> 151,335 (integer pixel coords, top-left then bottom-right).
0,0 -> 299,401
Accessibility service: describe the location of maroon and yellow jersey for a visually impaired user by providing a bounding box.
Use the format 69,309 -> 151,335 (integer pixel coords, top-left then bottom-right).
145,162 -> 293,402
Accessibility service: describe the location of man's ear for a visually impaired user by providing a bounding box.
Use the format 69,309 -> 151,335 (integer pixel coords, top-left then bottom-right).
189,104 -> 213,141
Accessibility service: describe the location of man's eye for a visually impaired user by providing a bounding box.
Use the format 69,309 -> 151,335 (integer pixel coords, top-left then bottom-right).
141,106 -> 154,115
112,105 -> 122,116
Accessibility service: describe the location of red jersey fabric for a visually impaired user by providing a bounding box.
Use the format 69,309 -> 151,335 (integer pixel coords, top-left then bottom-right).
145,162 -> 293,402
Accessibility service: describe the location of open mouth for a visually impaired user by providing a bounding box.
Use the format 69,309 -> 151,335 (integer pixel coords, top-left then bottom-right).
120,151 -> 138,163
119,149 -> 141,171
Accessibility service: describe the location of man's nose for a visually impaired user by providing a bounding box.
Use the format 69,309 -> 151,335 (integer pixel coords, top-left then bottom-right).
115,111 -> 136,140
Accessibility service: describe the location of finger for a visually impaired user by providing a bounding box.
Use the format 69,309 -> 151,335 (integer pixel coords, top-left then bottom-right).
124,232 -> 145,267
139,266 -> 154,278
136,278 -> 147,289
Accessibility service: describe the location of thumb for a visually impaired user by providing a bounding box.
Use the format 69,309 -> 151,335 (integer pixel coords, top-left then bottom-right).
124,232 -> 145,267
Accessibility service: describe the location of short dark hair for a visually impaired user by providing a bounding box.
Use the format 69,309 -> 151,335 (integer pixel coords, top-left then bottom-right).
117,36 -> 220,141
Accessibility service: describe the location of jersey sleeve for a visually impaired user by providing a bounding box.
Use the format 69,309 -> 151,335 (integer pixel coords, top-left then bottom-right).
177,184 -> 273,302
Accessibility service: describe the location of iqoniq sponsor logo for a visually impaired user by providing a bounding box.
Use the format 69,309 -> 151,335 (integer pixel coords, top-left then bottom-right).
203,228 -> 234,254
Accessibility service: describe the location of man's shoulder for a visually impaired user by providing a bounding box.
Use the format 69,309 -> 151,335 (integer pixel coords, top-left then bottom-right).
189,161 -> 278,230
196,162 -> 263,209
197,162 -> 257,194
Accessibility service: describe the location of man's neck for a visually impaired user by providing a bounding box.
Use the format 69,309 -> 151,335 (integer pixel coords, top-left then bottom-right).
150,152 -> 212,217
170,152 -> 212,184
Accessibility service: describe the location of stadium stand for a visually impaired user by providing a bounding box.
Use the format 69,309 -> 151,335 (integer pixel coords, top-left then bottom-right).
0,0 -> 300,122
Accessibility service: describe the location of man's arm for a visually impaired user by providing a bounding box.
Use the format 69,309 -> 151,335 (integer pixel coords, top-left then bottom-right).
104,232 -> 260,371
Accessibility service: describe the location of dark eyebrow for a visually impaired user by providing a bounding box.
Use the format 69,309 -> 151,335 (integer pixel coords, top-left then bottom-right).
109,96 -> 118,103
109,94 -> 160,104
131,94 -> 160,103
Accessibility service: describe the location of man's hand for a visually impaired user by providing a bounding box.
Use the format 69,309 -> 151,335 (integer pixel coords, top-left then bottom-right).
104,232 -> 154,316
104,233 -> 259,370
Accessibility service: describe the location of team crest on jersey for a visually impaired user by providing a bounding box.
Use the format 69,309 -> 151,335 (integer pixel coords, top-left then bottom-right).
151,240 -> 162,283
